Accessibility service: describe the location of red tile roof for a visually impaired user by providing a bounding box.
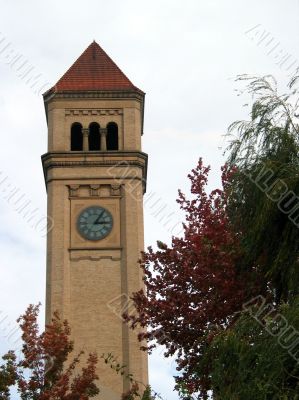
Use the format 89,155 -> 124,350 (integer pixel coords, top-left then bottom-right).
50,41 -> 143,93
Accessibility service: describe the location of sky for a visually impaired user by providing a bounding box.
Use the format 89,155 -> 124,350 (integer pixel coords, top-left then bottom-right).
0,0 -> 298,399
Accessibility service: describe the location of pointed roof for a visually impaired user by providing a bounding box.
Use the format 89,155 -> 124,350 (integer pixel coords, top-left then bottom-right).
48,41 -> 143,93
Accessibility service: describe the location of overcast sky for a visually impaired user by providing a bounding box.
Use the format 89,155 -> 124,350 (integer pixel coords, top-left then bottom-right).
0,1 -> 298,399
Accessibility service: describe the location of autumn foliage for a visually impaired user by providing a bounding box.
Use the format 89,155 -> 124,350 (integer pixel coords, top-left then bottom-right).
0,304 -> 99,399
125,159 -> 261,396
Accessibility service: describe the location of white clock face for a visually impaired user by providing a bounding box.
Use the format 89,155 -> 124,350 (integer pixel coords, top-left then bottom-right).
77,206 -> 113,241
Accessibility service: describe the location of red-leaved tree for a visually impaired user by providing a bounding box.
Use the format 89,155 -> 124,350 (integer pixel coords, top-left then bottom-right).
125,159 -> 261,397
0,304 -> 99,399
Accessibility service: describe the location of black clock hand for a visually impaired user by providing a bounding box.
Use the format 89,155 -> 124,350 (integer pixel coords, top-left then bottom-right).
94,211 -> 105,225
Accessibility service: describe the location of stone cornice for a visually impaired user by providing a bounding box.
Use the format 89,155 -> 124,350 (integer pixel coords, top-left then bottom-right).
44,89 -> 144,102
41,151 -> 148,192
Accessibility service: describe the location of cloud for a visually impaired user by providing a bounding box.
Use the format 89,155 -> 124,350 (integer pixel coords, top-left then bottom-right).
149,349 -> 178,400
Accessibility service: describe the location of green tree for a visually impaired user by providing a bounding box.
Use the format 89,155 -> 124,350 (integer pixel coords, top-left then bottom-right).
203,298 -> 299,399
226,74 -> 299,303
201,73 -> 299,398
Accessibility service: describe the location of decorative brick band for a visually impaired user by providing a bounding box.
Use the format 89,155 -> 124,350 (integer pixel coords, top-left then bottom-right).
65,109 -> 123,117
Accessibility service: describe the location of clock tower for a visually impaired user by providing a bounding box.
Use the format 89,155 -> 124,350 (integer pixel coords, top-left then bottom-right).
42,42 -> 148,399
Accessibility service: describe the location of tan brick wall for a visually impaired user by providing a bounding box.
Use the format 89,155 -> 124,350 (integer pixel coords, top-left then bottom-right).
44,93 -> 148,399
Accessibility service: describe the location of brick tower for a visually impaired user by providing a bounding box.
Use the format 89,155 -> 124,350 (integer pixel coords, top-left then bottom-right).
42,41 -> 148,399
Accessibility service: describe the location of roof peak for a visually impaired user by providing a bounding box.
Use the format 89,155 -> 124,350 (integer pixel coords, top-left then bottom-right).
47,41 -> 143,94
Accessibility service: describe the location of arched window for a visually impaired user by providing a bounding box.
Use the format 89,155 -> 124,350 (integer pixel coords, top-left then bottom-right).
89,122 -> 100,151
107,122 -> 119,151
71,123 -> 83,151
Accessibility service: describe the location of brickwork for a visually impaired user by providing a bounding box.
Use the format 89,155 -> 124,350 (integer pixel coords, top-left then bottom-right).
42,43 -> 148,398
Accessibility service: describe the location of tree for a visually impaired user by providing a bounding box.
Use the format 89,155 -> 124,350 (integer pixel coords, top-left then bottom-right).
0,352 -> 17,398
203,73 -> 299,398
203,298 -> 299,399
126,74 -> 299,399
226,74 -> 299,303
0,304 -> 99,399
125,159 -> 262,398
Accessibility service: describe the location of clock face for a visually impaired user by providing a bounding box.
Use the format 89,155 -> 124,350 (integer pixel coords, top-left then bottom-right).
77,206 -> 113,241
